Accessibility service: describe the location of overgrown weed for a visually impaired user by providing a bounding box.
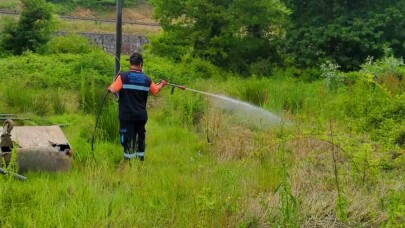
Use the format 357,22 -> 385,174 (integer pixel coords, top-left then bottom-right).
0,47 -> 403,227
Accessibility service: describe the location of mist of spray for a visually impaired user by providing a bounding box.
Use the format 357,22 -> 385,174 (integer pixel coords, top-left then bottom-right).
185,88 -> 284,128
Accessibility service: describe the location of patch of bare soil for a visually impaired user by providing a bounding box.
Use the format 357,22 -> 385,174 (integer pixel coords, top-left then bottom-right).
67,7 -> 95,18
66,3 -> 156,23
104,4 -> 156,22
121,5 -> 156,23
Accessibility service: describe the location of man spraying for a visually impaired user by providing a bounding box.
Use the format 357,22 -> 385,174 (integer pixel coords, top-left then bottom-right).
108,52 -> 166,161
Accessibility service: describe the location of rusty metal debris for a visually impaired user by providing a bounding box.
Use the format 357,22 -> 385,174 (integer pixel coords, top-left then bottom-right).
0,168 -> 27,181
0,119 -> 72,174
0,114 -> 30,121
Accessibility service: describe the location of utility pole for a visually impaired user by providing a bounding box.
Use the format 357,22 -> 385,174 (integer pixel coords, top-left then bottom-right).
115,0 -> 123,79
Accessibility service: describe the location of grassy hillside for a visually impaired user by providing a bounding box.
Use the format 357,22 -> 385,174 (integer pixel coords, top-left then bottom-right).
0,0 -> 20,10
0,0 -> 160,35
0,35 -> 404,227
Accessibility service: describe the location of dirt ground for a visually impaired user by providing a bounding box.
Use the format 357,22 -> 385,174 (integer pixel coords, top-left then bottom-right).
67,3 -> 156,24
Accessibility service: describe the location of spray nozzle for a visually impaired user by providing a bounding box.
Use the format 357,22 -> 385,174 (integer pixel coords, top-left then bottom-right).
166,82 -> 186,94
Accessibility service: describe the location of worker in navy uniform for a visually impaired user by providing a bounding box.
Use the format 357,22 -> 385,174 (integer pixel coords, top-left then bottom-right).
108,52 -> 166,161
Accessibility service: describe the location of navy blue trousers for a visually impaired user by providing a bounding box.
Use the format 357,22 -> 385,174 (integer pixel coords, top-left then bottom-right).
119,120 -> 147,160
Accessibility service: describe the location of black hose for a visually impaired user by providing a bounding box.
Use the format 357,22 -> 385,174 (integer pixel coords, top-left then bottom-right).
91,91 -> 110,152
0,168 -> 27,181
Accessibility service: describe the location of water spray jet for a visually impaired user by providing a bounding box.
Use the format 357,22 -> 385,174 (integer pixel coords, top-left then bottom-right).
165,82 -> 285,127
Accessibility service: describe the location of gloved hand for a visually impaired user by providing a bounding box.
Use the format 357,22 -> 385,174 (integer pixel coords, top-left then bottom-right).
159,80 -> 167,88
107,86 -> 118,93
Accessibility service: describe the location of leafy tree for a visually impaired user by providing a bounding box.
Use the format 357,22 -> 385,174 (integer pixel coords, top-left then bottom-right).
282,0 -> 405,71
149,0 -> 290,75
0,0 -> 55,55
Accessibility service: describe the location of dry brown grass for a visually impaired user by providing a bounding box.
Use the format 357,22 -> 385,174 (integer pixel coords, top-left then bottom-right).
67,3 -> 157,24
284,138 -> 399,227
58,4 -> 160,35
203,108 -> 257,161
0,0 -> 21,11
58,19 -> 160,36
377,73 -> 405,95
204,108 -> 402,226
1,3 -> 161,36
66,7 -> 94,18
122,6 -> 155,23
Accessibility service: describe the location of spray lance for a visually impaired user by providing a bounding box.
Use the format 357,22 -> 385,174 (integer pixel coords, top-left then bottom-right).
166,82 -> 186,94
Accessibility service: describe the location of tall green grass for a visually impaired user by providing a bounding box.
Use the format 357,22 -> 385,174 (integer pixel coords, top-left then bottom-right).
1,82 -> 77,116
50,88 -> 67,114
97,102 -> 119,142
3,85 -> 49,115
0,115 -> 284,227
0,47 -> 404,227
234,77 -> 323,115
157,89 -> 206,129
0,48 -> 114,90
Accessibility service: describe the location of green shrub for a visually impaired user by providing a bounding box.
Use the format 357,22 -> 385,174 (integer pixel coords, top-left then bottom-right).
272,67 -> 321,82
360,51 -> 405,94
142,52 -> 223,86
187,57 -> 221,79
249,58 -> 272,77
73,50 -> 115,77
299,68 -> 321,82
42,35 -> 93,54
333,72 -> 405,146
0,51 -> 113,89
320,60 -> 346,92
0,0 -> 56,55
361,51 -> 404,79
142,54 -> 182,83
146,34 -> 189,63
385,191 -> 405,227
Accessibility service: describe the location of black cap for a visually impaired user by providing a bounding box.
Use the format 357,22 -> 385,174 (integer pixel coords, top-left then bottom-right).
127,52 -> 143,65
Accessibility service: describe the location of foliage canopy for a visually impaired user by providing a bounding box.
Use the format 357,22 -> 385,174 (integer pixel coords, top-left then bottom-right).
0,0 -> 55,55
149,0 -> 290,75
149,0 -> 404,73
282,0 -> 405,71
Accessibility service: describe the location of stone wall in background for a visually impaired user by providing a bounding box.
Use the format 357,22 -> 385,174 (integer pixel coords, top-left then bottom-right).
57,32 -> 149,54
